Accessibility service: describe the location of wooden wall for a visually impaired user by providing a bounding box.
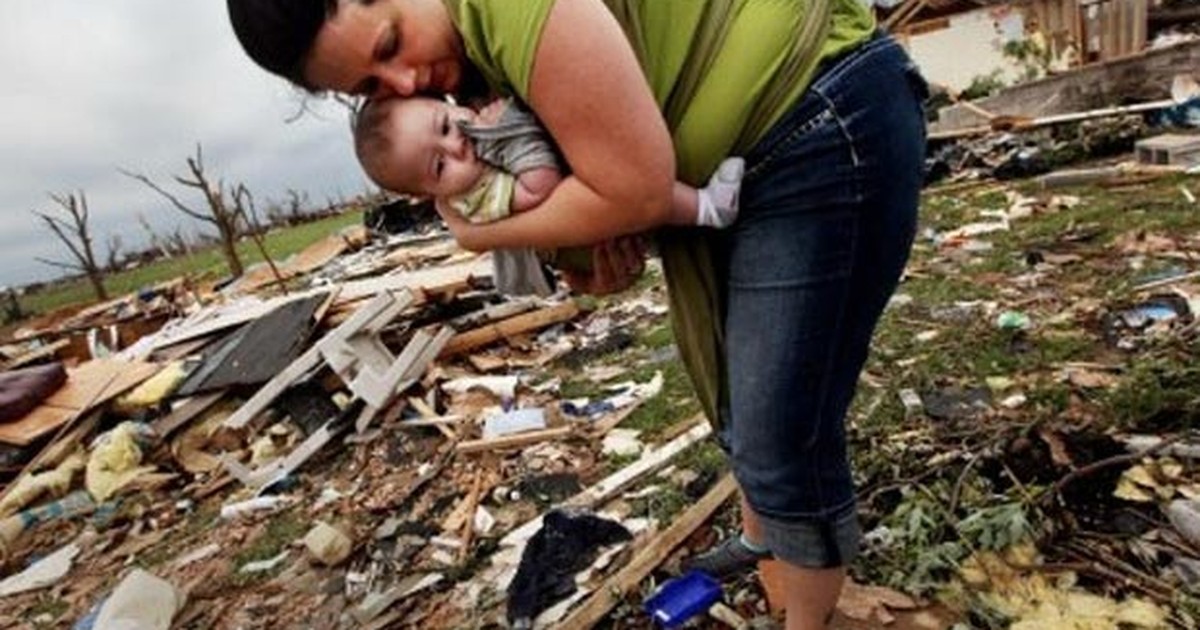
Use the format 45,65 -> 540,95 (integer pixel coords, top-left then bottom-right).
1021,0 -> 1148,64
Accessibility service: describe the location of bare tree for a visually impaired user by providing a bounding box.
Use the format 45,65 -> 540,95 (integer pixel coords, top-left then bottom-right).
33,191 -> 108,301
122,144 -> 247,278
165,226 -> 192,258
105,234 -> 124,272
233,184 -> 288,293
286,189 -> 309,224
136,213 -> 171,260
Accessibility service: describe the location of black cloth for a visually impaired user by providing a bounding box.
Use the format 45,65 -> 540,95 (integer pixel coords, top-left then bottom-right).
507,510 -> 631,625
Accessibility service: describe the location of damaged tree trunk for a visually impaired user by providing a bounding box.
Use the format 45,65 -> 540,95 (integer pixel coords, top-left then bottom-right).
33,191 -> 109,301
122,144 -> 247,278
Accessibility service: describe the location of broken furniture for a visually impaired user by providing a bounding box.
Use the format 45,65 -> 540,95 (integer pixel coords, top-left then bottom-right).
220,289 -> 453,488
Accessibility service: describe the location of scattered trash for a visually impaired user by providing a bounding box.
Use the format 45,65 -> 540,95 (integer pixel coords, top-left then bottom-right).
351,573 -> 443,625
3,159 -> 1200,629
1104,294 -> 1193,348
0,452 -> 84,517
507,510 -> 632,626
996,311 -> 1032,330
303,520 -> 354,566
85,422 -> 156,502
0,542 -> 79,597
443,375 -> 519,400
602,429 -> 644,457
483,408 -> 547,439
220,495 -> 293,520
172,543 -> 221,569
91,569 -> 184,630
920,387 -> 991,421
644,570 -> 722,628
898,389 -> 924,417
999,393 -> 1027,409
239,550 -> 290,574
1167,500 -> 1200,548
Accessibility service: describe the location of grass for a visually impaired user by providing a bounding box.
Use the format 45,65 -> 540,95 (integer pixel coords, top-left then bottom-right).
230,509 -> 309,586
17,209 -> 364,317
847,172 -> 1200,606
25,597 -> 69,628
135,506 -> 220,570
620,362 -> 701,437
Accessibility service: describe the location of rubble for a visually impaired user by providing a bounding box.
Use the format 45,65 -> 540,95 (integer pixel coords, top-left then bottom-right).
2,154 -> 1200,628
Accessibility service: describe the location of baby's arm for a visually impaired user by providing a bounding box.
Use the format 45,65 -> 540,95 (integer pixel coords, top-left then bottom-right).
511,166 -> 563,213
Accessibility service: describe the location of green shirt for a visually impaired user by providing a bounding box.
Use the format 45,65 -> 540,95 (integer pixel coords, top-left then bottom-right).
444,0 -> 875,425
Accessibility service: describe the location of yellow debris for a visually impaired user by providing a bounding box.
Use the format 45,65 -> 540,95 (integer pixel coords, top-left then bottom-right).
113,362 -> 187,412
959,545 -> 1167,629
86,423 -> 156,502
0,452 -> 85,517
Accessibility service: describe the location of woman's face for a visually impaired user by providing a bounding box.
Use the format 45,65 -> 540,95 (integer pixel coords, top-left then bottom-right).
304,0 -> 465,98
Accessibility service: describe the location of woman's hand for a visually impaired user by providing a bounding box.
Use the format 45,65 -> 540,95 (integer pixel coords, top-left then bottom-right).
434,199 -> 486,252
562,236 -> 648,296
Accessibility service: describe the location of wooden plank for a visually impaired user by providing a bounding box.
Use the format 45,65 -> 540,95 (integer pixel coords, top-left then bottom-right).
439,301 -> 580,358
235,228 -> 362,293
0,361 -> 158,446
392,414 -> 466,429
928,98 -> 1176,141
500,418 -> 711,548
885,0 -> 928,31
0,406 -> 74,445
332,256 -> 492,306
409,397 -> 457,440
1,340 -> 69,371
151,392 -> 226,439
456,426 -> 574,455
555,475 -> 737,629
457,471 -> 484,563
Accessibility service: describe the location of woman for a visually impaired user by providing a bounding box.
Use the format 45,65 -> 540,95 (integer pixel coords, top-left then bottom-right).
227,1 -> 926,627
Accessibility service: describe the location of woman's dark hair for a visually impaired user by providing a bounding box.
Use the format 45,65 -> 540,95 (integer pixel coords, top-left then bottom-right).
226,0 -> 337,88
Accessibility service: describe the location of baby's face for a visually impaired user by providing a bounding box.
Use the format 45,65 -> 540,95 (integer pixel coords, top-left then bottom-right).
386,98 -> 485,198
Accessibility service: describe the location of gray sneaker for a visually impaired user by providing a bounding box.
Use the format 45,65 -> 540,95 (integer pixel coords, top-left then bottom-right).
682,535 -> 773,579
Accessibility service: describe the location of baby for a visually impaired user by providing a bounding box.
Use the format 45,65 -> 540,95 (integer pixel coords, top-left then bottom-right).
354,96 -> 745,292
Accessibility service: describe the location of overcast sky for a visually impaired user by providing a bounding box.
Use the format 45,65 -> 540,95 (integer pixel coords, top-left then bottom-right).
0,1 -> 371,288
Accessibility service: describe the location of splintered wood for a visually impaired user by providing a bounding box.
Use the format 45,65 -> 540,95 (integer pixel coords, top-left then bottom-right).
439,301 -> 580,358
556,474 -> 738,629
0,360 -> 159,446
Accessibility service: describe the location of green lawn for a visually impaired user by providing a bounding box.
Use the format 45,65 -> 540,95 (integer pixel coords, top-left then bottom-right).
18,210 -> 364,317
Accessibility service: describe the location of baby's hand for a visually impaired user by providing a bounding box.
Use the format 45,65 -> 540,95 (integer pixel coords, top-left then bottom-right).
476,99 -> 509,125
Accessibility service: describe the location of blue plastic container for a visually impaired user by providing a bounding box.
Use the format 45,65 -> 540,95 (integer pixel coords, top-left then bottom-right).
644,570 -> 723,628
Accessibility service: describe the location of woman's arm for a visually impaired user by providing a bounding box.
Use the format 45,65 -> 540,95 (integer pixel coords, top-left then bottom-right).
444,0 -> 675,252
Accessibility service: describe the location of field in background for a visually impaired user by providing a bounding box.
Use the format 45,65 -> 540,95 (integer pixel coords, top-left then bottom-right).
18,209 -> 364,318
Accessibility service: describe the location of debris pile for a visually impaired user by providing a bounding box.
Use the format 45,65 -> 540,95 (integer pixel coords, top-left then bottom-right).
1,153 -> 1199,628
0,227 -> 764,629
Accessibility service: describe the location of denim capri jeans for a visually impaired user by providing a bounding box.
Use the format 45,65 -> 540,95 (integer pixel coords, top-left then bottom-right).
713,33 -> 927,568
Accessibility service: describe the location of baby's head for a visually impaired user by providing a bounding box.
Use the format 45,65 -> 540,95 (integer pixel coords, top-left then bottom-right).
354,96 -> 484,198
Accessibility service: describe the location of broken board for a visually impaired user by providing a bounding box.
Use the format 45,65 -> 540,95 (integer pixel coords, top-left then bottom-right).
175,293 -> 327,396
0,360 -> 160,446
